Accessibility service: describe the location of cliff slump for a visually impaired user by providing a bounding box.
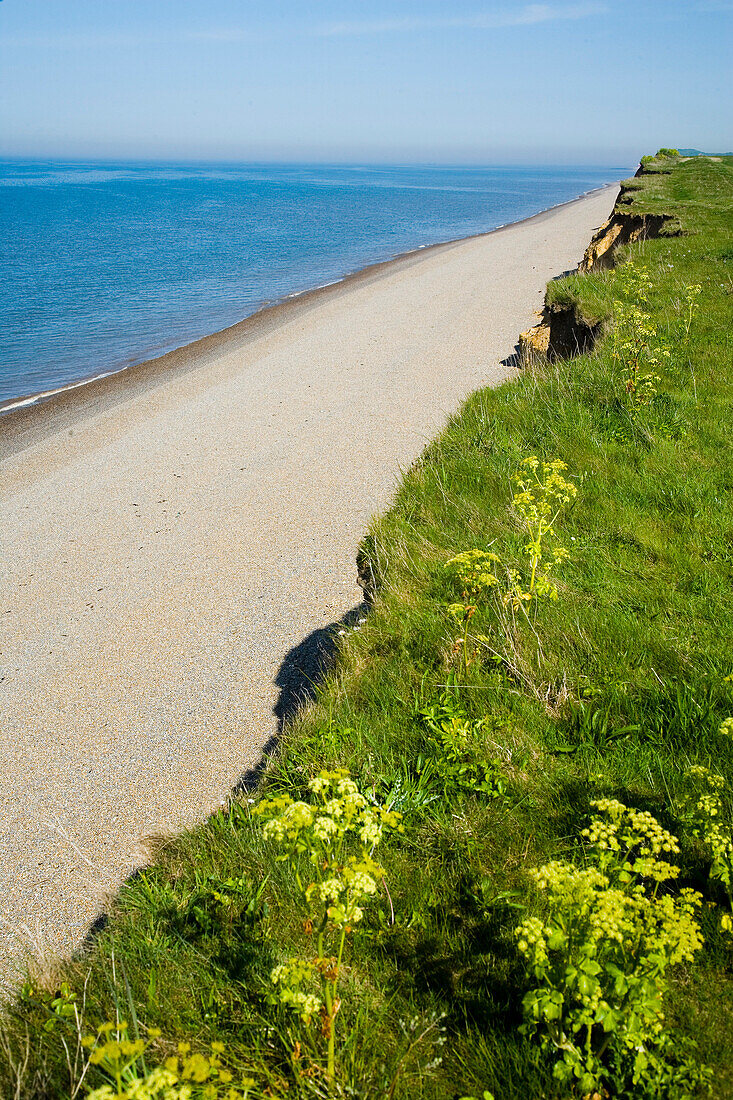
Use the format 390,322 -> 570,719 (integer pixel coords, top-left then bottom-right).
577,163 -> 681,274
519,173 -> 679,365
578,208 -> 677,273
518,301 -> 602,364
361,164 -> 679,598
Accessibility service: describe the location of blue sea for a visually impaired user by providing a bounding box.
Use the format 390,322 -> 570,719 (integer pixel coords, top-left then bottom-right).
0,161 -> 625,407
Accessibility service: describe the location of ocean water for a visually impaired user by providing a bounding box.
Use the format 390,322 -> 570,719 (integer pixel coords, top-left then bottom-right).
0,161 -> 625,407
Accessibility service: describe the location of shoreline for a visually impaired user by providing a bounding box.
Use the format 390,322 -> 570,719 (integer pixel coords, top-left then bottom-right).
0,181 -> 620,456
0,183 -> 618,974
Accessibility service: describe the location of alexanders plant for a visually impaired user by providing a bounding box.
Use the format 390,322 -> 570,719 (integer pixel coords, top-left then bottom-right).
443,548 -> 500,675
610,264 -> 670,413
506,456 -> 577,611
682,282 -> 702,344
444,456 -> 577,667
677,752 -> 733,932
515,799 -> 709,1097
83,1022 -> 254,1100
254,770 -> 401,1084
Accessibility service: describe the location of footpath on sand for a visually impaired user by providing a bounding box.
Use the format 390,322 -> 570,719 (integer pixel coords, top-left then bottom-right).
0,185 -> 616,979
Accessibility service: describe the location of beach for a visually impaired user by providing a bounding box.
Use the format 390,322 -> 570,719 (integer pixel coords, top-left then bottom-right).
0,184 -> 617,978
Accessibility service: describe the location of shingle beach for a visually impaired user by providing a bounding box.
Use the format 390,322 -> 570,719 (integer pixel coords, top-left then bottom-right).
0,185 -> 617,980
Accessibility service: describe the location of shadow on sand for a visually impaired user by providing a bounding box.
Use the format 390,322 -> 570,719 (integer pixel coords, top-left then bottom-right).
233,602 -> 368,795
74,603 -> 369,957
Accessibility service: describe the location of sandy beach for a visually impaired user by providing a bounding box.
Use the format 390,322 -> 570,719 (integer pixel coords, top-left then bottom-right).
0,184 -> 616,979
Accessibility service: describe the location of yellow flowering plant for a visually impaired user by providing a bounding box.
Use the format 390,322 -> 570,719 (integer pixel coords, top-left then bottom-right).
83,1022 -> 253,1100
444,457 -> 577,668
682,282 -> 702,344
611,264 -> 670,413
253,769 -> 401,1083
677,758 -> 733,931
506,456 -> 577,611
515,799 -> 708,1097
443,549 -> 500,674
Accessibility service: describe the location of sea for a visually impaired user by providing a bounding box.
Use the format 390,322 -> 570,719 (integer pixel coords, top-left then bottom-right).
0,161 -> 626,409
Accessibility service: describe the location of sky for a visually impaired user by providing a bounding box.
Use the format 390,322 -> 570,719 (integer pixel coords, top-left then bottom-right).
0,0 -> 731,164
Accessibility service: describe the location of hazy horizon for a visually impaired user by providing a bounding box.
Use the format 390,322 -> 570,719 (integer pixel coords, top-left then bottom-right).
0,154 -> 634,167
1,1 -> 730,164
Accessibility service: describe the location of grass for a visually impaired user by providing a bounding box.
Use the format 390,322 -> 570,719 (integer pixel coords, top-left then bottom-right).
2,153 -> 733,1099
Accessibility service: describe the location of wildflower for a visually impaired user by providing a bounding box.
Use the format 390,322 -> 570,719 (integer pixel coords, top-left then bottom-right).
317,878 -> 345,903
312,816 -> 340,842
348,870 -> 378,897
359,817 -> 383,846
516,799 -> 705,1093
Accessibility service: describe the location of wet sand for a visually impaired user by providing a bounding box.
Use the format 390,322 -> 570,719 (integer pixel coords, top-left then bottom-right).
0,184 -> 617,979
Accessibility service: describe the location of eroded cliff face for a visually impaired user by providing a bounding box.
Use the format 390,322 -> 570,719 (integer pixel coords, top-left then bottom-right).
518,302 -> 602,364
579,163 -> 681,273
518,168 -> 679,365
578,209 -> 676,273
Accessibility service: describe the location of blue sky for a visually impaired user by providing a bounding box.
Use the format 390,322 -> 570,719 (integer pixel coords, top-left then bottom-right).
1,1 -> 731,163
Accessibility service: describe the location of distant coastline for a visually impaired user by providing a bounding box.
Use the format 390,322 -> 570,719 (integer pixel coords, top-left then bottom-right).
0,179 -> 620,450
0,163 -> 625,418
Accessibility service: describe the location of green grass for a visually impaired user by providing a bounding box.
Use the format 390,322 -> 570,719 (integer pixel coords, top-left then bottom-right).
3,155 -> 733,1099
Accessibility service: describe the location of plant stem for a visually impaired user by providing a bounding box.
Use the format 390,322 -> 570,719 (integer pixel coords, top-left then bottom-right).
317,924 -> 336,1084
463,613 -> 470,677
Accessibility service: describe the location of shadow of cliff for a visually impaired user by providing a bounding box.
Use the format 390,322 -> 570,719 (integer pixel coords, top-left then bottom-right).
274,603 -> 367,729
229,602 -> 368,796
500,344 -> 522,370
72,602 -> 369,962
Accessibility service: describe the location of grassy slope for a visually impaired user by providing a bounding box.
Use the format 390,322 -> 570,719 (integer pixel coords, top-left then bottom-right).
3,155 -> 733,1099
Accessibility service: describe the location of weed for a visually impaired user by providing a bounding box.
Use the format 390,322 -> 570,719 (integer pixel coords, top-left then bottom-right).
253,770 -> 401,1084
610,265 -> 669,412
516,800 -> 709,1096
83,1022 -> 253,1099
444,456 -> 577,672
416,691 -> 507,800
682,282 -> 702,343
505,457 -> 577,611
444,549 -> 500,674
677,758 -> 733,929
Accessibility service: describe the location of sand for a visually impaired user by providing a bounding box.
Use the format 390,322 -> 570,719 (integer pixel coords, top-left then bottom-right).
0,185 -> 617,980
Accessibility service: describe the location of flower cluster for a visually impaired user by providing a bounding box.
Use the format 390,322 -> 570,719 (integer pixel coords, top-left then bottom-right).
678,765 -> 733,930
307,853 -> 382,926
87,1069 -> 186,1100
255,771 -> 401,1079
444,549 -> 500,606
719,716 -> 733,739
256,769 -> 401,866
582,797 -> 681,882
84,1025 -> 252,1100
515,800 -> 704,1094
270,959 -> 323,1022
513,456 -> 577,515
